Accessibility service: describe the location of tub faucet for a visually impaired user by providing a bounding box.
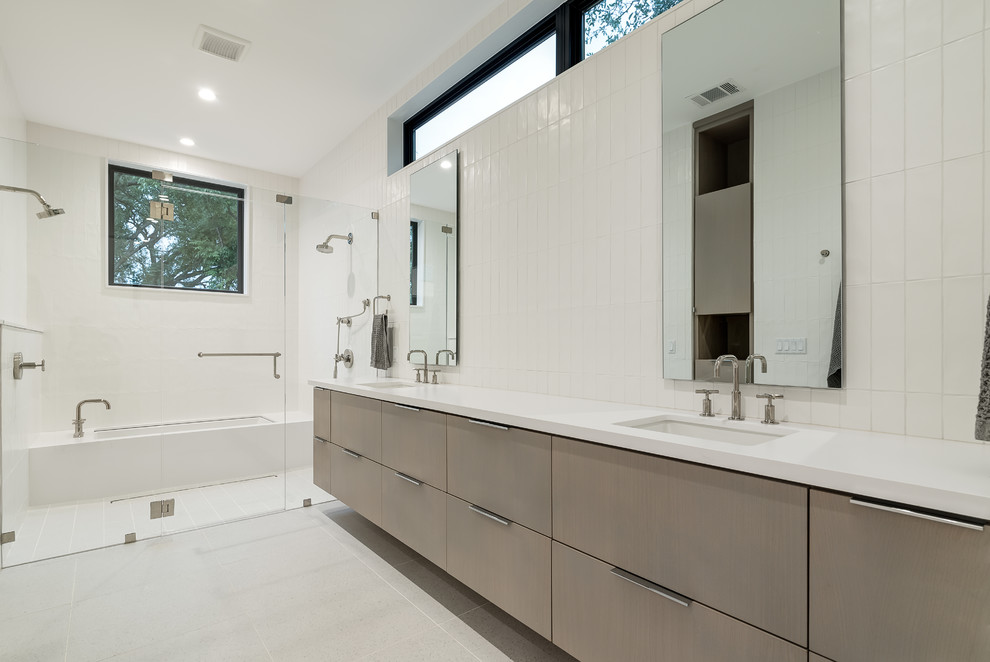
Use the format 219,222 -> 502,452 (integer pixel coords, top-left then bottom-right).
407,349 -> 428,382
73,399 -> 111,438
713,355 -> 743,421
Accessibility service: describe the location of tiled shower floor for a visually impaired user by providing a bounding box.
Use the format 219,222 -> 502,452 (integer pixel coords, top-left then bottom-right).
1,468 -> 330,566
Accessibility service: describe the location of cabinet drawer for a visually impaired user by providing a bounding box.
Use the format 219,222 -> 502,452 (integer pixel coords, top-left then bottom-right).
552,542 -> 806,662
381,466 -> 446,569
552,436 -> 807,645
381,403 -> 446,490
330,392 -> 382,462
313,437 -> 332,494
810,489 -> 990,662
446,494 -> 551,638
446,415 -> 551,535
810,655 -> 833,662
313,387 -> 331,441
329,444 -> 382,526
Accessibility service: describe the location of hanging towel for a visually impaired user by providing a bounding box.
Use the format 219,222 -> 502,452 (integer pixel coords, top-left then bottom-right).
371,313 -> 392,370
976,296 -> 990,440
827,287 -> 842,388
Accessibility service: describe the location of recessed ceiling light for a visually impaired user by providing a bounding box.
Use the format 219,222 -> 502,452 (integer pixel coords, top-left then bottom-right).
179,137 -> 196,147
198,87 -> 217,101
440,160 -> 452,169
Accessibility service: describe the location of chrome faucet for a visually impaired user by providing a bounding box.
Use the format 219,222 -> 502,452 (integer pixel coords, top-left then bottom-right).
431,350 -> 456,384
407,349 -> 428,383
73,399 -> 111,438
745,354 -> 767,384
713,355 -> 743,421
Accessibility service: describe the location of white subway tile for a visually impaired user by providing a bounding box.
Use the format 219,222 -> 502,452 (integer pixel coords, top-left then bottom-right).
904,164 -> 942,280
943,0 -> 983,42
905,392 -> 943,437
870,63 -> 905,176
905,0 -> 942,56
841,389 -> 873,430
872,0 -> 905,69
845,0 -> 872,77
872,391 -> 906,433
871,282 -> 906,391
845,285 -> 872,390
904,49 -> 943,168
905,279 -> 942,392
942,155 -> 983,277
844,179 -> 872,285
943,275 -> 984,395
943,394 -> 978,442
943,33 -> 984,160
870,172 -> 905,282
843,75 -> 871,182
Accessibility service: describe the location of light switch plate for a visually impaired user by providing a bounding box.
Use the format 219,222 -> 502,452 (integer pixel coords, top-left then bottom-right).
775,338 -> 807,355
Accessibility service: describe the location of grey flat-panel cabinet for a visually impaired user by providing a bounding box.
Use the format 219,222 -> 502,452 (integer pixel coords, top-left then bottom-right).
809,654 -> 834,662
314,387 -> 331,442
381,403 -> 446,490
381,466 -> 446,569
446,415 -> 551,536
329,443 -> 382,526
313,437 -> 332,494
330,392 -> 382,461
810,489 -> 990,662
446,493 -> 551,638
552,542 -> 806,662
552,436 -> 808,646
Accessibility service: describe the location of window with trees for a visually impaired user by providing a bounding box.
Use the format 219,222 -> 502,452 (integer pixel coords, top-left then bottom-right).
108,164 -> 245,293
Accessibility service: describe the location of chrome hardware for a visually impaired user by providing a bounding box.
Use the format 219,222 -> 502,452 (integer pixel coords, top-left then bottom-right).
850,498 -> 985,532
609,567 -> 692,607
373,294 -> 391,315
275,193 -> 293,204
394,472 -> 423,487
713,355 -> 743,420
371,211 -> 379,220
407,349 -> 428,382
151,170 -> 173,182
150,498 -> 175,520
124,533 -> 137,544
745,354 -> 767,384
431,371 -> 438,384
1,531 -> 15,544
333,299 -> 370,378
414,369 -> 422,382
303,498 -> 312,507
13,353 -> 45,380
73,398 -> 111,438
395,404 -> 420,412
695,389 -> 719,417
468,504 -> 511,526
333,349 -> 354,372
468,419 -> 509,431
756,393 -> 784,424
197,352 -> 282,379
436,349 -> 456,365
820,249 -> 830,257
341,448 -> 361,459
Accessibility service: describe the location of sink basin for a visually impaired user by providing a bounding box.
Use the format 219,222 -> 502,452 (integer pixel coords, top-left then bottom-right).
617,415 -> 792,446
358,381 -> 416,389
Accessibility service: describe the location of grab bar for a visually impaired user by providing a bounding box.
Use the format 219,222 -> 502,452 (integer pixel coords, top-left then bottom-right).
337,299 -> 371,326
197,352 -> 282,379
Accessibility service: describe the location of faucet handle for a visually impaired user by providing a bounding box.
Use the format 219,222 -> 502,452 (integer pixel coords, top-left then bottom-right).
414,369 -> 422,383
695,389 -> 719,417
756,393 -> 784,425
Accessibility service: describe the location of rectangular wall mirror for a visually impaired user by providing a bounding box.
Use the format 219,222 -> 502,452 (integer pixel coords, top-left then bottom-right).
661,0 -> 842,388
409,150 -> 458,365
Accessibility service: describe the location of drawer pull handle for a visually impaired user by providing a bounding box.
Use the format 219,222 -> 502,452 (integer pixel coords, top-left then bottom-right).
394,471 -> 422,486
468,504 -> 511,526
394,404 -> 420,412
849,498 -> 984,532
341,448 -> 362,459
313,436 -> 330,444
468,419 -> 509,431
609,567 -> 692,608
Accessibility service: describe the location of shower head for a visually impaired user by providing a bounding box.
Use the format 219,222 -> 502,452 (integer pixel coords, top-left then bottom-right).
316,232 -> 353,254
0,184 -> 66,219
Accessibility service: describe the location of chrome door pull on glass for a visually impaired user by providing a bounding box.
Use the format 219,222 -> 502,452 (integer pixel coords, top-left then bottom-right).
342,448 -> 361,459
468,419 -> 509,431
197,352 -> 281,379
468,504 -> 510,526
609,567 -> 692,607
395,404 -> 420,412
394,472 -> 423,486
850,498 -> 985,531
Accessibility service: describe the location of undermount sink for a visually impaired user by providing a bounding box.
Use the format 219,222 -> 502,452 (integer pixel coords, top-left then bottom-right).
616,415 -> 792,446
358,381 -> 416,389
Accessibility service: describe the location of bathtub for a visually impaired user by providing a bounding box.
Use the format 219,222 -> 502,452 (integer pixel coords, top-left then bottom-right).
29,413 -> 311,506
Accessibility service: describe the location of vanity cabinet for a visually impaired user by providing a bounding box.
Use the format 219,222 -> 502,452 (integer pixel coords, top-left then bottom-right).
552,436 -> 808,646
313,388 -> 332,493
381,466 -> 446,568
446,415 -> 551,536
329,443 -> 382,526
809,655 -> 833,662
810,489 -> 990,662
552,542 -> 806,662
381,403 -> 446,490
446,493 -> 552,638
330,392 -> 382,462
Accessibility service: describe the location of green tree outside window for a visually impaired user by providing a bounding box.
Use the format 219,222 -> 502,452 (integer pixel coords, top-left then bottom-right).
584,0 -> 685,57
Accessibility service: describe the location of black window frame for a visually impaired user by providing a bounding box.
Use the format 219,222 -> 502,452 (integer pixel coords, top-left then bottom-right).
107,163 -> 246,294
403,0 -> 654,166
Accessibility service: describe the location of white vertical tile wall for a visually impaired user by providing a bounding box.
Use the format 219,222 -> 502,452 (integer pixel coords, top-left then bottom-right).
0,50 -> 28,325
298,0 -> 990,443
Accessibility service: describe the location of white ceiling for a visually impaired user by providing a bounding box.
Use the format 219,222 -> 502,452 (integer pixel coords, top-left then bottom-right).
0,0 -> 501,177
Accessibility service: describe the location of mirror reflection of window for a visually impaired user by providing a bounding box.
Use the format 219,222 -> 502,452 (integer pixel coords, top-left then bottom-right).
409,220 -> 419,306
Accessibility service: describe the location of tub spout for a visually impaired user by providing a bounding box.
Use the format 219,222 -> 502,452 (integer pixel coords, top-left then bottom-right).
73,399 -> 111,438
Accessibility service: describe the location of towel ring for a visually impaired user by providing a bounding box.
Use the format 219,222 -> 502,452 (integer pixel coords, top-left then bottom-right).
373,295 -> 391,315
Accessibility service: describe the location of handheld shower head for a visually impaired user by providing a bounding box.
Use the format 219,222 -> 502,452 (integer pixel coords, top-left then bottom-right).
0,184 -> 66,219
316,232 -> 353,254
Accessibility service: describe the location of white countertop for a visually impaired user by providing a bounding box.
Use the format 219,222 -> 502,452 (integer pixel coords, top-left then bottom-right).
309,377 -> 990,521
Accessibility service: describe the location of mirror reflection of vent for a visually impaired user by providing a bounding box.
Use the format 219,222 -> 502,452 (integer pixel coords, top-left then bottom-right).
194,25 -> 251,62
688,80 -> 743,108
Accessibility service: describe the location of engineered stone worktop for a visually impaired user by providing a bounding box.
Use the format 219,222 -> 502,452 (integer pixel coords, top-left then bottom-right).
309,377 -> 990,521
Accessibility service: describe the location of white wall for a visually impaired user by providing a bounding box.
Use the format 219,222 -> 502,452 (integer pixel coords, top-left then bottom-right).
0,49 -> 28,325
301,0 -> 989,444
23,124 -> 301,433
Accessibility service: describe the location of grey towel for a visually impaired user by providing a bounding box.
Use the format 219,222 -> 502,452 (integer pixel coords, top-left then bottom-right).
976,296 -> 990,440
827,287 -> 842,388
371,313 -> 392,370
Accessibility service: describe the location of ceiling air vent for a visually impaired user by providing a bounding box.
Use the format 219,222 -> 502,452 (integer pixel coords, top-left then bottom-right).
194,25 -> 251,63
688,80 -> 743,108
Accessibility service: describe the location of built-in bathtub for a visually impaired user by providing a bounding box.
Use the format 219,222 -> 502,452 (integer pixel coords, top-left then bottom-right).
30,413 -> 311,505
